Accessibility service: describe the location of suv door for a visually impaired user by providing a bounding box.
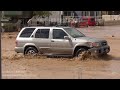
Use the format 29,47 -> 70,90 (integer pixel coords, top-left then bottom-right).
50,29 -> 73,55
33,28 -> 51,54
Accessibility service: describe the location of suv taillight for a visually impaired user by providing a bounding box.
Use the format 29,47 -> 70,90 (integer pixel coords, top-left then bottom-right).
15,40 -> 18,46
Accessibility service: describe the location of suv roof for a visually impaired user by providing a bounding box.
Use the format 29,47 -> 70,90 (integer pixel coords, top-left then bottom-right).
23,26 -> 71,29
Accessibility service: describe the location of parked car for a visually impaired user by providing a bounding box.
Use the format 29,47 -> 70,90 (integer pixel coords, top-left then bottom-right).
79,17 -> 96,27
15,26 -> 110,58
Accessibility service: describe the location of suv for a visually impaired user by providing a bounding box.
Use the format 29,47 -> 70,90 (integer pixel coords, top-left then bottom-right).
15,26 -> 110,57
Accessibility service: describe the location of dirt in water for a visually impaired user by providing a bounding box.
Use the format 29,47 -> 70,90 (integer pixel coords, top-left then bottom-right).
2,27 -> 120,79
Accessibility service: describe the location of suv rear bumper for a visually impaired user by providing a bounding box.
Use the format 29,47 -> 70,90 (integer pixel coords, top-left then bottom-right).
88,45 -> 110,55
15,47 -> 24,53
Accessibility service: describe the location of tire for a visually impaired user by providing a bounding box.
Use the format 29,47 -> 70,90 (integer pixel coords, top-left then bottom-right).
101,53 -> 108,56
24,47 -> 38,56
75,48 -> 87,57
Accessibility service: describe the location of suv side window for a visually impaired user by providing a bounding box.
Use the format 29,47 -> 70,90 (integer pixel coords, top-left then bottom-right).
53,29 -> 68,39
20,28 -> 35,37
35,29 -> 50,38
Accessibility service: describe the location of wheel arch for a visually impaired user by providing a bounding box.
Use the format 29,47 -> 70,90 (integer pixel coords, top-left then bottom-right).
73,45 -> 90,57
24,44 -> 38,55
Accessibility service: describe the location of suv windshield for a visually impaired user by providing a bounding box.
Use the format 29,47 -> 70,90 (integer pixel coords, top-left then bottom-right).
64,28 -> 85,38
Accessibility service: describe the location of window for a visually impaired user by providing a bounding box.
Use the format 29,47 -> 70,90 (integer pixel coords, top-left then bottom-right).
90,11 -> 94,16
53,29 -> 68,39
63,11 -> 67,16
81,11 -> 84,16
35,29 -> 50,38
86,11 -> 89,16
64,28 -> 85,38
85,12 -> 86,16
63,11 -> 72,16
20,28 -> 35,37
90,18 -> 95,21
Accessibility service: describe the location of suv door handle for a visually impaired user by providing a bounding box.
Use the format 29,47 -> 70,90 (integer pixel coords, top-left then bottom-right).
51,40 -> 54,42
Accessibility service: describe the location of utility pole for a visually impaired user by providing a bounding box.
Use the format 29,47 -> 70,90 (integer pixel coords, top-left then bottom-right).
0,11 -> 2,79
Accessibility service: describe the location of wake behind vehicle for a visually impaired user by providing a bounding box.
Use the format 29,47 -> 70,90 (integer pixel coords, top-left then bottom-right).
15,26 -> 110,58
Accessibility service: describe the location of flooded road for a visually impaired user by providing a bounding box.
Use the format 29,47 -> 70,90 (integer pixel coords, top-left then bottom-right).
2,26 -> 120,79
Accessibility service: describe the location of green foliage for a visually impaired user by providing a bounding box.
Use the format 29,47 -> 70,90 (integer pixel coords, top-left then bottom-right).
33,11 -> 52,17
3,23 -> 18,32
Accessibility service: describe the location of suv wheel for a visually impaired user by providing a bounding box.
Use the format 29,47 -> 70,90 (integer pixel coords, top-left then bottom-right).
101,53 -> 108,56
24,47 -> 38,57
75,48 -> 87,59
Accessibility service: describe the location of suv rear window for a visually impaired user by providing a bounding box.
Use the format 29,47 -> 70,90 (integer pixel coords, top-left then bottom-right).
35,29 -> 50,38
20,28 -> 35,37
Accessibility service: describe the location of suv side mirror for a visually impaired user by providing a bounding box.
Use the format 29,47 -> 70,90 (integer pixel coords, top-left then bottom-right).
64,36 -> 70,40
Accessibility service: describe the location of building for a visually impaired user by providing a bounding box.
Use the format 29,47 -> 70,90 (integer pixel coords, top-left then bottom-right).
3,11 -> 120,25
102,11 -> 120,15
50,11 -> 120,23
101,11 -> 120,21
63,11 -> 102,17
46,11 -> 103,24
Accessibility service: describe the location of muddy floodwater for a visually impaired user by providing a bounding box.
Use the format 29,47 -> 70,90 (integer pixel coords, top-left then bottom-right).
1,26 -> 120,79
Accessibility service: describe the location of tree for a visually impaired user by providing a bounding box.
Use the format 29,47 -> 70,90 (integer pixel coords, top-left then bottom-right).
31,11 -> 52,26
33,11 -> 52,17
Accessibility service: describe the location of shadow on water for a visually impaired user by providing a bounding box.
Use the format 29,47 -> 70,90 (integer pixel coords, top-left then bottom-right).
2,53 -> 120,61
46,54 -> 120,61
96,54 -> 120,61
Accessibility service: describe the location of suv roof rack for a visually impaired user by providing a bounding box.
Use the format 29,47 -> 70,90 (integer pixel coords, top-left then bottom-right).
55,24 -> 69,27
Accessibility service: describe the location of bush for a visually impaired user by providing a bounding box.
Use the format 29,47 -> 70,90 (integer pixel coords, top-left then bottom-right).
3,23 -> 18,32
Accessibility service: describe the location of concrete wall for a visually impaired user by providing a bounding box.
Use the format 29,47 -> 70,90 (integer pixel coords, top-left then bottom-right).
102,15 -> 120,26
102,15 -> 120,21
104,20 -> 120,26
49,11 -> 62,23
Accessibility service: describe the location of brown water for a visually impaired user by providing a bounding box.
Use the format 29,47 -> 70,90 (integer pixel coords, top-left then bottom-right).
2,26 -> 120,79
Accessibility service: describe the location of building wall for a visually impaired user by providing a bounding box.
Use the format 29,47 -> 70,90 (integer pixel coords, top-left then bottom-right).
49,11 -> 62,23
63,11 -> 102,17
47,11 -> 103,23
102,15 -> 120,21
